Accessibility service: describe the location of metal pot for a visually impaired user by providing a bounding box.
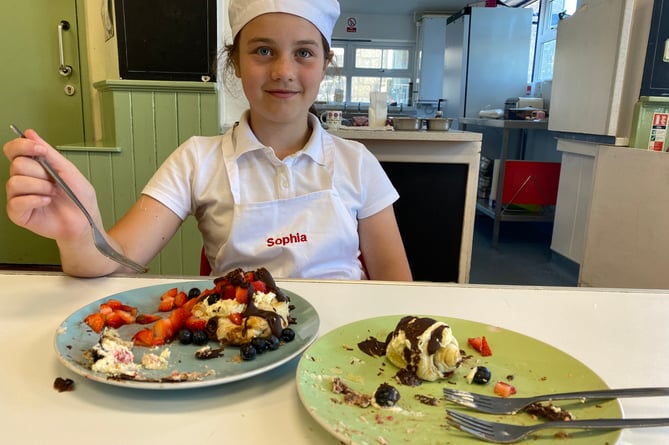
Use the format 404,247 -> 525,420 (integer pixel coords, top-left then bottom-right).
392,117 -> 421,131
426,117 -> 453,131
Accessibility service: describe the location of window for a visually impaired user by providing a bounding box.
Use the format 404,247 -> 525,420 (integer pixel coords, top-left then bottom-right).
317,41 -> 415,105
533,0 -> 581,81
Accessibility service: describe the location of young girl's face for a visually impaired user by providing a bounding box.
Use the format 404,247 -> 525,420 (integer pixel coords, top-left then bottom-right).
235,13 -> 330,127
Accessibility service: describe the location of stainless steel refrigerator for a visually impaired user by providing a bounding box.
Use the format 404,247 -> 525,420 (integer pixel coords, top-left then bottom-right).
442,6 -> 533,126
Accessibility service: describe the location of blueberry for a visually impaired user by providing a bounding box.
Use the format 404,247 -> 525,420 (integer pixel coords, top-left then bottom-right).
266,335 -> 280,351
177,329 -> 193,345
280,328 -> 295,342
466,366 -> 492,385
188,287 -> 201,300
374,383 -> 401,407
240,344 -> 257,361
192,329 -> 209,345
250,337 -> 269,354
206,293 -> 220,305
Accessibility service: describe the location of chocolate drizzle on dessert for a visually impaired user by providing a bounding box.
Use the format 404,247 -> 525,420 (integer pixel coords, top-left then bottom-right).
358,337 -> 387,357
395,367 -> 423,386
395,315 -> 446,358
255,267 -> 289,302
395,316 -> 447,382
357,316 -> 456,385
215,267 -> 290,338
241,283 -> 286,338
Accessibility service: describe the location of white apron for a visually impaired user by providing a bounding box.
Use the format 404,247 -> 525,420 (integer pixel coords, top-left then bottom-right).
213,129 -> 363,279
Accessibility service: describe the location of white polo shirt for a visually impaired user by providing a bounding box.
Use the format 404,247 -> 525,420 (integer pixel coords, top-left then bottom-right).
142,111 -> 399,274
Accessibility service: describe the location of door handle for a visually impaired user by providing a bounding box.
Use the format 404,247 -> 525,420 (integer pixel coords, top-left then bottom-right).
58,20 -> 73,77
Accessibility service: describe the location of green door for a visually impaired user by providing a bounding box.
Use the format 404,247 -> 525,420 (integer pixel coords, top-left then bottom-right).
0,0 -> 85,265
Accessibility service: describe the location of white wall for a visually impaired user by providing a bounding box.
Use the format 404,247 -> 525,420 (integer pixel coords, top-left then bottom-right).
332,13 -> 416,41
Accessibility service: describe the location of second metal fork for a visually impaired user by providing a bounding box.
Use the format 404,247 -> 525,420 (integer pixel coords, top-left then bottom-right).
443,387 -> 669,414
446,409 -> 669,443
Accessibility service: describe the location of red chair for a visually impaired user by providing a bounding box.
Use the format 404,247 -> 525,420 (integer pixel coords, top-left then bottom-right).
200,247 -> 212,276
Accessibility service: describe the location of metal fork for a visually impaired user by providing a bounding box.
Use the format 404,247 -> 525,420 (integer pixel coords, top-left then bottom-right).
9,124 -> 148,273
446,409 -> 669,443
443,387 -> 669,414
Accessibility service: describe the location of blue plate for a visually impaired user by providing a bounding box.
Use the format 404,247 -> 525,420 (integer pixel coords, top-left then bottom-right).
54,280 -> 319,389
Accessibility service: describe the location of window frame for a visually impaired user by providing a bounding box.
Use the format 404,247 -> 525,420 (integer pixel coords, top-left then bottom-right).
321,40 -> 415,105
533,0 -> 582,81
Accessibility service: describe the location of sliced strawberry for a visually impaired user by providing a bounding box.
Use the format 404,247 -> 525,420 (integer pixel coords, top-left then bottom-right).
229,312 -> 243,325
174,291 -> 188,308
84,312 -> 105,333
182,296 -> 201,313
121,304 -> 138,316
251,280 -> 267,293
494,381 -> 517,398
153,318 -> 174,342
169,307 -> 189,331
160,287 -> 178,300
185,316 -> 207,331
136,313 -> 161,324
480,336 -> 492,356
104,311 -> 125,329
222,285 -> 236,300
132,328 -> 155,347
468,336 -> 492,356
115,309 -> 136,325
106,299 -> 124,310
235,285 -> 251,304
99,303 -> 113,315
468,337 -> 482,351
158,297 -> 175,312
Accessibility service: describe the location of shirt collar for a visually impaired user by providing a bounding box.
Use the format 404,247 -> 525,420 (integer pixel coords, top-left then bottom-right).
232,111 -> 326,165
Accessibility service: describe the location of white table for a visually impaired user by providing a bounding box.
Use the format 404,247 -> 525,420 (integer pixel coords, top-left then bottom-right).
1,271 -> 668,444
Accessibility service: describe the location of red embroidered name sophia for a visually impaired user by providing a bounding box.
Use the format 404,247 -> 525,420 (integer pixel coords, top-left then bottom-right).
266,232 -> 308,247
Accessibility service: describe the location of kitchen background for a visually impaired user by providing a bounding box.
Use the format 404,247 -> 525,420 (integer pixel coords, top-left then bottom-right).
0,0 -> 666,288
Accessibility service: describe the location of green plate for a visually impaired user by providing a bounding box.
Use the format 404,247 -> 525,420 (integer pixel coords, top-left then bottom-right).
297,315 -> 622,444
54,280 -> 319,390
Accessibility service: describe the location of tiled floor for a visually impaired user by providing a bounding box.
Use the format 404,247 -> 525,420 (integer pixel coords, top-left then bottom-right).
469,214 -> 579,287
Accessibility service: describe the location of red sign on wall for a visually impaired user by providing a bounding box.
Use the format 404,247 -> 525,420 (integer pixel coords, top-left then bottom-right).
346,17 -> 357,33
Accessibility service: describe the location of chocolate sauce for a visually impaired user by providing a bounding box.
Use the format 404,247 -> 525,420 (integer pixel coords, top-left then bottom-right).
241,283 -> 285,338
255,267 -> 289,302
393,316 -> 447,379
53,377 -> 75,392
395,367 -> 422,387
357,336 -> 387,357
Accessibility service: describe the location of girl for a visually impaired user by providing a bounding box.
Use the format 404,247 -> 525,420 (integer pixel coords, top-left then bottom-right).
3,0 -> 412,281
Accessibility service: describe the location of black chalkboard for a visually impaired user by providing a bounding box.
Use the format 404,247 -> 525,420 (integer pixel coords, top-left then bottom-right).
115,0 -> 217,81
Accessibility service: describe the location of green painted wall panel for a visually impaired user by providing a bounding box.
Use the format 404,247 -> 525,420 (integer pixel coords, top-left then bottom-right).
91,80 -> 219,276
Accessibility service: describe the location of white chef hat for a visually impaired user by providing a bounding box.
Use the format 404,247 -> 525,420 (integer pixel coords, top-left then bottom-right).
229,0 -> 340,46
